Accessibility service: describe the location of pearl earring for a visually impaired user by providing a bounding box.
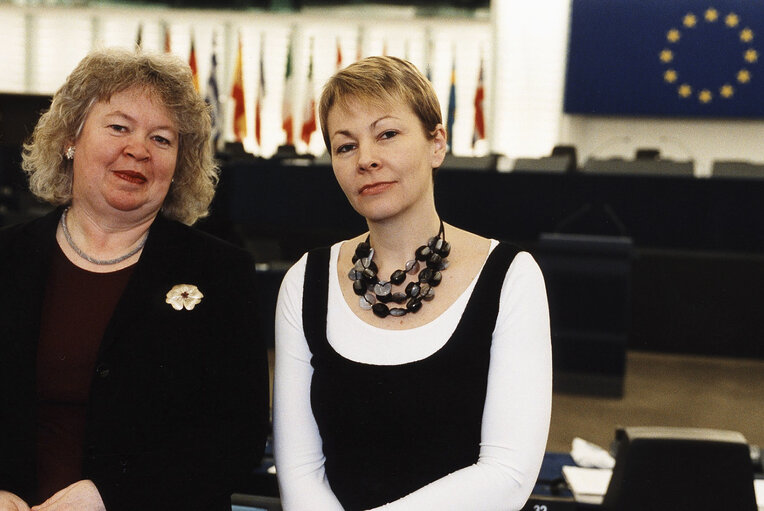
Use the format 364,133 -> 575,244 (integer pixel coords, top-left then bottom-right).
65,146 -> 75,160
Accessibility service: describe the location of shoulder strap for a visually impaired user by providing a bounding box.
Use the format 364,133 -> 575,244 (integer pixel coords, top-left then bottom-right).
456,242 -> 520,338
302,246 -> 332,354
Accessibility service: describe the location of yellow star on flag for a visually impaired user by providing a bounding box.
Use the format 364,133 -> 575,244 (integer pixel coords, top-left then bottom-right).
744,49 -> 759,63
725,13 -> 739,28
737,69 -> 751,83
664,69 -> 678,83
698,89 -> 713,103
720,84 -> 734,98
740,28 -> 754,43
678,84 -> 693,98
704,8 -> 718,22
660,49 -> 674,63
683,13 -> 697,28
667,29 -> 681,43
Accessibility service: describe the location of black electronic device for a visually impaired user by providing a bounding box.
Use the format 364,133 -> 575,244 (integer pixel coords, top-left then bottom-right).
602,426 -> 758,511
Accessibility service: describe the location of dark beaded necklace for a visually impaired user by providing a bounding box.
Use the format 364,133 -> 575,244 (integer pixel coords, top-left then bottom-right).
348,219 -> 451,318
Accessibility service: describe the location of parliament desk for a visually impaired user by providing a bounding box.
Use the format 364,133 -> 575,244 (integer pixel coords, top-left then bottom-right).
209,160 -> 763,399
216,160 -> 764,256
233,447 -> 764,510
3,157 -> 762,361
212,161 -> 764,364
233,449 -> 586,511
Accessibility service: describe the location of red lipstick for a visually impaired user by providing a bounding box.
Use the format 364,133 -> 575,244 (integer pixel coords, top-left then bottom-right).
113,170 -> 147,184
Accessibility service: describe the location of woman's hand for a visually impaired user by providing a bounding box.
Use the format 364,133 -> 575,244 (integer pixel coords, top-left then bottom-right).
31,480 -> 105,511
0,491 -> 31,511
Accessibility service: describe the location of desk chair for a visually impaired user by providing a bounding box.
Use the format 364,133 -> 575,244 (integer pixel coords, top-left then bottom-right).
440,153 -> 498,171
711,160 -> 764,179
582,157 -> 695,177
535,233 -> 632,397
512,156 -> 571,173
513,145 -> 577,173
602,426 -> 757,511
634,147 -> 660,160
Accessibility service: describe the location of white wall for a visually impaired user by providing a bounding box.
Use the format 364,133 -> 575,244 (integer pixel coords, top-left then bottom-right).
490,0 -> 570,159
0,4 -> 492,159
490,0 -> 764,176
1,1 -> 762,173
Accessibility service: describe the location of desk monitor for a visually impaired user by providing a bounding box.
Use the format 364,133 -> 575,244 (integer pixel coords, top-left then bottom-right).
602,426 -> 757,511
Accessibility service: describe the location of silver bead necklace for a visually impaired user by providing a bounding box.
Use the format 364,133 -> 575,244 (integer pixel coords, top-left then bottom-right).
60,207 -> 148,265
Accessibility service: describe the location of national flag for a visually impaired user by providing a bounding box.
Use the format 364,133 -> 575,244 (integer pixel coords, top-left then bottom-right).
255,34 -> 266,147
189,32 -> 200,93
282,36 -> 294,146
472,54 -> 485,147
163,22 -> 171,53
205,34 -> 222,149
230,33 -> 247,143
136,23 -> 143,48
425,37 -> 433,82
300,39 -> 317,147
565,0 -> 764,117
446,56 -> 456,150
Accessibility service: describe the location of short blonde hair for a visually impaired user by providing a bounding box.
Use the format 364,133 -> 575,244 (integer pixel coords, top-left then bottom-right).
318,56 -> 443,153
22,47 -> 217,225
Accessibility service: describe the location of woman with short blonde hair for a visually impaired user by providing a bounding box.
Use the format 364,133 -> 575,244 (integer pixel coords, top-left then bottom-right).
275,56 -> 552,511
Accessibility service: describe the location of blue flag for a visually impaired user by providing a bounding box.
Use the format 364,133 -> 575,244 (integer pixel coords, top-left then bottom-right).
205,34 -> 222,149
564,0 -> 763,117
446,58 -> 456,151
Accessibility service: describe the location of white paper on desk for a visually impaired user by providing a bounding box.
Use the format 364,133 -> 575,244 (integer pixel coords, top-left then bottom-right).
562,465 -> 612,505
754,479 -> 763,510
571,437 -> 615,468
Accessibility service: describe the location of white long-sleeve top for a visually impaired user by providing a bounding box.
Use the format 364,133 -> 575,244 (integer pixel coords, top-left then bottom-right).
273,240 -> 552,511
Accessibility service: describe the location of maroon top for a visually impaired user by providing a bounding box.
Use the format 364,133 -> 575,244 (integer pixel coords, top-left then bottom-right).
35,244 -> 135,502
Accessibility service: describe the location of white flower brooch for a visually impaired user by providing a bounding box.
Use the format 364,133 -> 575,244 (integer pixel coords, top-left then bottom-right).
165,284 -> 204,311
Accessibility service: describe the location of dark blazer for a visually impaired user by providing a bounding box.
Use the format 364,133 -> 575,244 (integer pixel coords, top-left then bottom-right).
0,208 -> 269,511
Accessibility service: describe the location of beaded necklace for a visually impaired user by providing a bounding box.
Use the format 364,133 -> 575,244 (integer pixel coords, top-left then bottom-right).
348,220 -> 451,318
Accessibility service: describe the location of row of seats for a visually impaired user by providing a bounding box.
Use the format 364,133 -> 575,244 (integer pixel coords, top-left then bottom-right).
512,145 -> 764,178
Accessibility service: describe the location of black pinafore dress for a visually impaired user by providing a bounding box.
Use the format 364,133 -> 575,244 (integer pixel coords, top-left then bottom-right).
303,242 -> 518,510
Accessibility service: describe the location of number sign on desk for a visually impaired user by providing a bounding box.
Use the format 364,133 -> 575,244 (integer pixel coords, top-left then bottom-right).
521,497 -> 578,511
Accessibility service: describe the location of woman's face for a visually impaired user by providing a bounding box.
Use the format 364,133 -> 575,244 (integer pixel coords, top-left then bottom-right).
70,87 -> 178,222
327,98 -> 446,223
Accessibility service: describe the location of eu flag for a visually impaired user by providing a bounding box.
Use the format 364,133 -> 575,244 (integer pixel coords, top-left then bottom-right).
564,0 -> 763,117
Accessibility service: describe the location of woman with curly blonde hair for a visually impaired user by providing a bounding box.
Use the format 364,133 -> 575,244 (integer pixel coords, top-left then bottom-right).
0,47 -> 269,511
23,46 -> 217,225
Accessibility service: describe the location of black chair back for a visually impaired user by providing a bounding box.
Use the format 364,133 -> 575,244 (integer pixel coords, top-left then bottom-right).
603,427 -> 757,511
